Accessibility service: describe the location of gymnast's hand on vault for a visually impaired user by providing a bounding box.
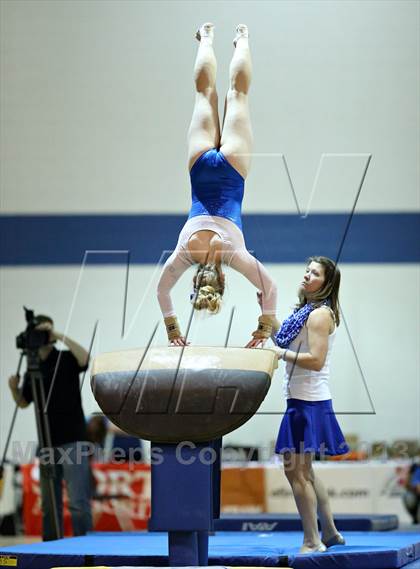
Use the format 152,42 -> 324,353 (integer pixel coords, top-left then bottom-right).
245,337 -> 266,349
169,336 -> 190,347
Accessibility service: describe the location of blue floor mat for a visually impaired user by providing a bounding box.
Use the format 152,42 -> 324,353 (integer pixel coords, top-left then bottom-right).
214,513 -> 399,532
0,531 -> 419,569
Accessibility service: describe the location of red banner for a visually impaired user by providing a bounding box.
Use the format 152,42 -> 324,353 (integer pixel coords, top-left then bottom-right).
21,462 -> 151,536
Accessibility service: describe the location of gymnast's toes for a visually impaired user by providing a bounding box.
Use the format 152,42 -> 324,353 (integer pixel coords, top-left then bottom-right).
233,24 -> 249,47
195,22 -> 215,42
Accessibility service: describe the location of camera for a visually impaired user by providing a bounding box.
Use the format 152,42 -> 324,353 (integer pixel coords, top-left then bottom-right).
16,307 -> 51,351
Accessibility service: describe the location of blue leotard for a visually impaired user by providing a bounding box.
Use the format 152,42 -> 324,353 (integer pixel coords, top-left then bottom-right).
188,148 -> 245,230
157,149 -> 277,317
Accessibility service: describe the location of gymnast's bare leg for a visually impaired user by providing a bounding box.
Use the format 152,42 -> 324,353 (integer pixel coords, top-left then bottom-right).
220,25 -> 253,179
187,23 -> 220,171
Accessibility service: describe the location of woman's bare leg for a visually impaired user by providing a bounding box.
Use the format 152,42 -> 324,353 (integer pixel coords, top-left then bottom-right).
187,23 -> 220,171
283,453 -> 324,553
220,25 -> 253,179
310,468 -> 341,542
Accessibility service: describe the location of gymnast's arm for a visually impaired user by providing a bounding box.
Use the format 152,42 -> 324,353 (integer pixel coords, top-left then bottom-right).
229,250 -> 278,347
157,249 -> 191,345
230,250 -> 278,314
273,309 -> 332,371
256,291 -> 281,343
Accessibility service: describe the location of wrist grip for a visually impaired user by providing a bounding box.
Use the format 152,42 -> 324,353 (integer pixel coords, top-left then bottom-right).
252,314 -> 275,339
164,316 -> 181,341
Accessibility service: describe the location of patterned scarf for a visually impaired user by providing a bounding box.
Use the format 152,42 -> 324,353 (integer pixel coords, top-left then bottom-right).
275,301 -> 329,348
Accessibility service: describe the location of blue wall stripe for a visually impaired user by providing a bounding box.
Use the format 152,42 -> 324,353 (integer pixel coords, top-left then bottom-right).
1,213 -> 419,265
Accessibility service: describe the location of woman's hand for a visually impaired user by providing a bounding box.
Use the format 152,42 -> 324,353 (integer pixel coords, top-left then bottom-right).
246,314 -> 275,349
245,337 -> 266,349
164,316 -> 188,346
271,346 -> 285,360
169,336 -> 190,347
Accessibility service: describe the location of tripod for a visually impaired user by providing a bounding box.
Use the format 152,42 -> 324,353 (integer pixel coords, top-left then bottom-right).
0,349 -> 62,540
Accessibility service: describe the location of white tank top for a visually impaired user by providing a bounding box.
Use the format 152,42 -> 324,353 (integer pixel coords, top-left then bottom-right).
283,310 -> 336,401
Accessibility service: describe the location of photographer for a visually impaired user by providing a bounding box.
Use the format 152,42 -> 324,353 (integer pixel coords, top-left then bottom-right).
8,315 -> 93,541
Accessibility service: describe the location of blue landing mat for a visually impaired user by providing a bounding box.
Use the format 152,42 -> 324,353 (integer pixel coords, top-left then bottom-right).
1,531 -> 420,569
214,513 -> 399,532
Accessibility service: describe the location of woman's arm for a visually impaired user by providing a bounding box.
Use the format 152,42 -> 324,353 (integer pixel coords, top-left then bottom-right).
157,249 -> 192,344
256,291 -> 281,342
230,251 -> 277,314
229,251 -> 278,347
273,309 -> 332,371
157,250 -> 191,316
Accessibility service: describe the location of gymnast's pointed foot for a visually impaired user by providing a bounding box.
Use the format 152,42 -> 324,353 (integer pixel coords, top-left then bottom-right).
299,542 -> 327,554
233,24 -> 249,47
322,532 -> 346,548
195,22 -> 215,42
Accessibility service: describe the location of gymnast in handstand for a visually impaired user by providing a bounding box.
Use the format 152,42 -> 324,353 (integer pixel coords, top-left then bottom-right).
157,23 -> 277,347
